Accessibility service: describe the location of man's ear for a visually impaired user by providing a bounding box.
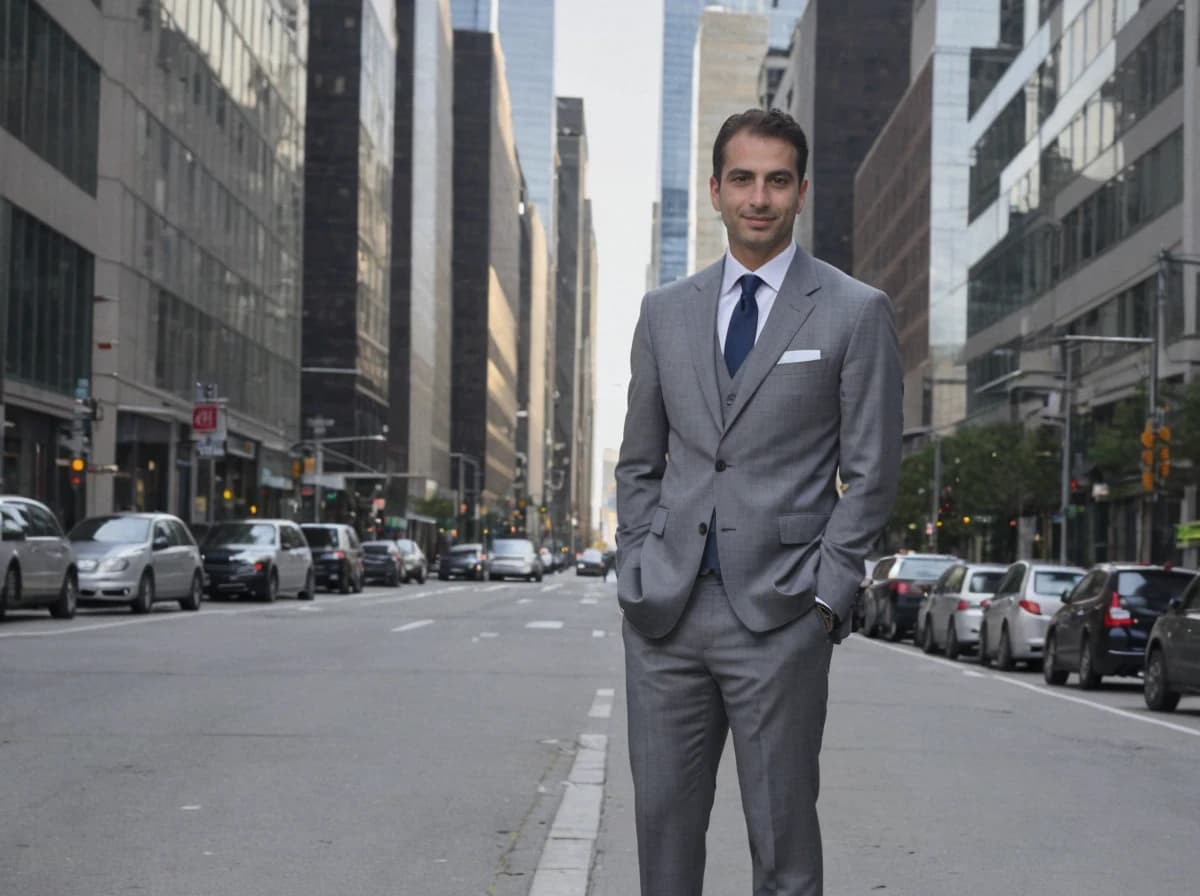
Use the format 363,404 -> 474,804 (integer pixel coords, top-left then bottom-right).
709,175 -> 721,213
796,178 -> 809,216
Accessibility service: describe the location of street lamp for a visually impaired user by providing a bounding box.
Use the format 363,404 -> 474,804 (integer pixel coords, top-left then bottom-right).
303,432 -> 386,522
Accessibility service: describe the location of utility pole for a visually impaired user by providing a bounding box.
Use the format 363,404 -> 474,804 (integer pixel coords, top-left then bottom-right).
930,434 -> 942,552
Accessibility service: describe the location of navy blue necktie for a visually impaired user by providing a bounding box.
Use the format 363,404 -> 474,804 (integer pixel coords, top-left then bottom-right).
724,274 -> 761,376
700,273 -> 763,574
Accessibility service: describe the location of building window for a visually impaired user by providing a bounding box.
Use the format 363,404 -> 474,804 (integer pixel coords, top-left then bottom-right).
0,0 -> 101,193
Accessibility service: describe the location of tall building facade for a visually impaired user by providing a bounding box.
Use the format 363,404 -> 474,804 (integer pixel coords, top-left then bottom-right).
776,0 -> 913,276
451,28 -> 521,532
552,96 -> 587,551
302,0 -> 397,515
516,178 -> 551,539
576,199 -> 598,547
450,0 -> 495,29
390,0 -> 455,524
497,0 -> 556,238
854,0 -> 1000,438
960,0 -> 1195,563
689,7 -> 769,272
655,0 -> 807,286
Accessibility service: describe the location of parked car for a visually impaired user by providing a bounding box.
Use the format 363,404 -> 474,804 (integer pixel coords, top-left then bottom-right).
300,523 -> 364,593
539,546 -> 556,574
980,561 -> 1085,670
394,539 -> 428,584
202,520 -> 314,602
71,513 -> 203,613
0,497 -> 78,619
1143,573 -> 1200,711
439,543 -> 488,581
362,540 -> 405,586
1042,563 -> 1194,689
917,562 -> 1007,658
576,548 -> 607,577
489,537 -> 542,582
859,553 -> 958,641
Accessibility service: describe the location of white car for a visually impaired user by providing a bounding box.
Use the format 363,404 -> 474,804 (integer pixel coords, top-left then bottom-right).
0,496 -> 79,619
979,561 -> 1085,670
71,513 -> 204,613
917,562 -> 1007,658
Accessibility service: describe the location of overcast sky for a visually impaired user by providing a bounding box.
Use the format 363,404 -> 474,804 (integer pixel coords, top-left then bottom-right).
555,0 -> 664,525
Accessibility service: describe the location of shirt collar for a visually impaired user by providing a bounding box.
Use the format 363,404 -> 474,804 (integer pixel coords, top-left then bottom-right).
720,242 -> 798,296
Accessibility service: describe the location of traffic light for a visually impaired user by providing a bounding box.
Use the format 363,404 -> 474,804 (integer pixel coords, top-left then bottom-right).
1140,420 -> 1156,492
1157,425 -> 1171,482
459,502 -> 468,516
69,456 -> 85,489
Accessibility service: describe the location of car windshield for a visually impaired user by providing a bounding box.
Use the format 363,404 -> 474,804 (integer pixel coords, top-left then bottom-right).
1033,570 -> 1083,596
581,549 -> 603,562
395,540 -> 416,554
968,571 -> 1004,593
69,516 -> 150,543
493,539 -> 532,556
206,523 -> 276,547
363,543 -> 392,555
896,558 -> 955,580
450,545 -> 479,556
302,527 -> 338,548
1116,571 -> 1193,611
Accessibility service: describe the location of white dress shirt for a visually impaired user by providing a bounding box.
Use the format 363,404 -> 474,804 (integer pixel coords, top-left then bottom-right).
717,241 -> 798,353
714,241 -> 835,631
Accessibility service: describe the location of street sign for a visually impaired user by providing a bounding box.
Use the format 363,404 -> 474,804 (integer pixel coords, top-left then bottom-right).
192,402 -> 227,440
196,437 -> 226,458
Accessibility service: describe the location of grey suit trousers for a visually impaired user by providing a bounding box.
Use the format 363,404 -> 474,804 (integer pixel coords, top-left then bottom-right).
623,576 -> 833,896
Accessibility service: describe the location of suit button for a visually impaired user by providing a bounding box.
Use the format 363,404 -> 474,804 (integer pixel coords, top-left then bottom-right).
715,460 -> 727,472
698,523 -> 708,536
726,393 -> 735,406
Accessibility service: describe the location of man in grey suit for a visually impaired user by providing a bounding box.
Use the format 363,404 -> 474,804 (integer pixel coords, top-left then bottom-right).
615,108 -> 903,895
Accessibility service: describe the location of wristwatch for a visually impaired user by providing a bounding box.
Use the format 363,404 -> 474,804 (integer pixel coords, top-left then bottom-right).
814,603 -> 836,633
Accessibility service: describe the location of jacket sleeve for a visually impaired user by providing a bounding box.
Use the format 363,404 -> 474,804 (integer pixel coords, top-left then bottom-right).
819,289 -> 903,639
615,293 -> 668,574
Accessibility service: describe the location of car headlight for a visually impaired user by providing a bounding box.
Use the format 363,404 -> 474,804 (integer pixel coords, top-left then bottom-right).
100,556 -> 131,572
77,558 -> 99,572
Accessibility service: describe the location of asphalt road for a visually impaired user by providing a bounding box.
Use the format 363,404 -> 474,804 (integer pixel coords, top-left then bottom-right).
3,574 -> 1197,895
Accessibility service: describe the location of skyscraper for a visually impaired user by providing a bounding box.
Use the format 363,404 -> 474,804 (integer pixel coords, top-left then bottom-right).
450,0 -> 496,29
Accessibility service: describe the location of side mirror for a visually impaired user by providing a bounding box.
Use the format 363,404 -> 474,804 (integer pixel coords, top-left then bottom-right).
1169,597 -> 1184,613
2,521 -> 26,542
1060,589 -> 1072,602
152,535 -> 170,551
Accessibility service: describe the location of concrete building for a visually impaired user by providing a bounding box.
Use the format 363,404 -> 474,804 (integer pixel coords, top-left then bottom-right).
775,0 -> 913,275
450,0 -> 496,29
576,199 -> 598,548
689,7 -> 769,273
959,0 -> 1196,563
551,97 -> 587,552
854,0 -> 1001,439
451,29 -> 521,537
516,177 -> 552,540
0,0 -> 308,527
655,0 -> 807,287
389,0 -> 456,529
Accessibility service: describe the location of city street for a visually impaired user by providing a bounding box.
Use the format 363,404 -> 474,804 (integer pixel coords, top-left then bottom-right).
3,575 -> 1198,895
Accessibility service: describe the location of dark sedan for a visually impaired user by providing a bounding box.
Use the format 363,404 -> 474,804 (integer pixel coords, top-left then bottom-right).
300,524 -> 365,594
575,548 -> 606,577
362,540 -> 404,586
1044,564 -> 1195,689
438,544 -> 487,581
1144,573 -> 1200,711
859,553 -> 958,641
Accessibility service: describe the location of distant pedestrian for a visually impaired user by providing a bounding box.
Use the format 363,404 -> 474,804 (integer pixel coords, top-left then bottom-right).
615,108 -> 903,895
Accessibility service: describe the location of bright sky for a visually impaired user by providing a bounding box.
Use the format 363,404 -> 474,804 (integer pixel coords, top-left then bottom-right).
555,0 -> 664,525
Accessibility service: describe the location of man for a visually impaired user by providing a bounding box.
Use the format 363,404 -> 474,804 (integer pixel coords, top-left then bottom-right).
615,108 -> 902,895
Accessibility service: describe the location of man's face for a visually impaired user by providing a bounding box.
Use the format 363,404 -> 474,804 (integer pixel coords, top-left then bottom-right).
709,130 -> 808,263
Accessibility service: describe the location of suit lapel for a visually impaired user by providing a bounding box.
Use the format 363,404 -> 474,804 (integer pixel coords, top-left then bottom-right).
686,259 -> 725,431
724,248 -> 823,432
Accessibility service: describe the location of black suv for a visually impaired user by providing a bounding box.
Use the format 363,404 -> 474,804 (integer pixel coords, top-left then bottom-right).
1044,564 -> 1195,689
1143,572 -> 1200,711
301,524 -> 365,594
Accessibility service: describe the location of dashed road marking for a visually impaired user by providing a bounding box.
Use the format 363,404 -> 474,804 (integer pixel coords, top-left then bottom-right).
517,598 -> 534,605
392,619 -> 435,633
580,598 -> 598,605
541,584 -> 563,593
526,620 -> 564,630
592,629 -> 606,639
483,584 -> 507,592
479,632 -> 499,639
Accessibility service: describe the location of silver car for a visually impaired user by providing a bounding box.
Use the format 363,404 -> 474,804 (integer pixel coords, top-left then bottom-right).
917,562 -> 1007,659
71,513 -> 204,613
0,497 -> 79,619
980,560 -> 1085,670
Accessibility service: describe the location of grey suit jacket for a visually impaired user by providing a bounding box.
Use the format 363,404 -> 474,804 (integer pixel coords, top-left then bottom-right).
615,247 -> 903,642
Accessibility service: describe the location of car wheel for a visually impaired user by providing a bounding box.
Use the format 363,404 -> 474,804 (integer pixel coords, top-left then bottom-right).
1144,647 -> 1181,712
862,601 -> 877,638
339,562 -> 352,594
0,563 -> 19,619
978,623 -> 991,667
535,573 -> 543,583
945,620 -> 961,660
996,626 -> 1015,671
438,572 -> 448,581
353,568 -> 364,593
180,572 -> 203,612
388,567 -> 399,587
1043,633 -> 1068,685
131,571 -> 155,614
1077,634 -> 1101,690
49,571 -> 78,620
417,570 -> 426,585
298,568 -> 316,601
921,619 -> 938,654
261,569 -> 279,603
883,603 -> 903,642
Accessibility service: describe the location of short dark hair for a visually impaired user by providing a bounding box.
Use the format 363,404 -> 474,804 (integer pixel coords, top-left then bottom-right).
712,108 -> 809,182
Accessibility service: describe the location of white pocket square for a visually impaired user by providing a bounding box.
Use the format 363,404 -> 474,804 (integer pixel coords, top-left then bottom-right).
778,349 -> 821,365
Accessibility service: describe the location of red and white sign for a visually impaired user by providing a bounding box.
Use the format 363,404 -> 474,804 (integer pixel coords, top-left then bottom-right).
192,403 -> 227,441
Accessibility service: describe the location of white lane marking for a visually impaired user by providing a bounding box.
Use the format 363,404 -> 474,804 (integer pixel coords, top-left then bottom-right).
530,733 -> 610,896
588,688 -> 613,719
962,669 -> 986,678
517,598 -> 534,605
541,584 -> 563,593
596,688 -> 614,697
854,636 -> 1200,738
180,805 -> 202,811
479,632 -> 500,639
483,584 -> 507,592
580,598 -> 598,605
295,606 -> 322,612
592,629 -> 606,639
392,619 -> 435,633
526,620 -> 564,630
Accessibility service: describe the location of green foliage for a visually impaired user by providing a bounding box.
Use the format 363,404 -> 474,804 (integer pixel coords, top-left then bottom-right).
412,496 -> 455,522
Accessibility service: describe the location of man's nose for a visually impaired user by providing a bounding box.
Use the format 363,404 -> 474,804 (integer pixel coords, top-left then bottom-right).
749,179 -> 770,206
